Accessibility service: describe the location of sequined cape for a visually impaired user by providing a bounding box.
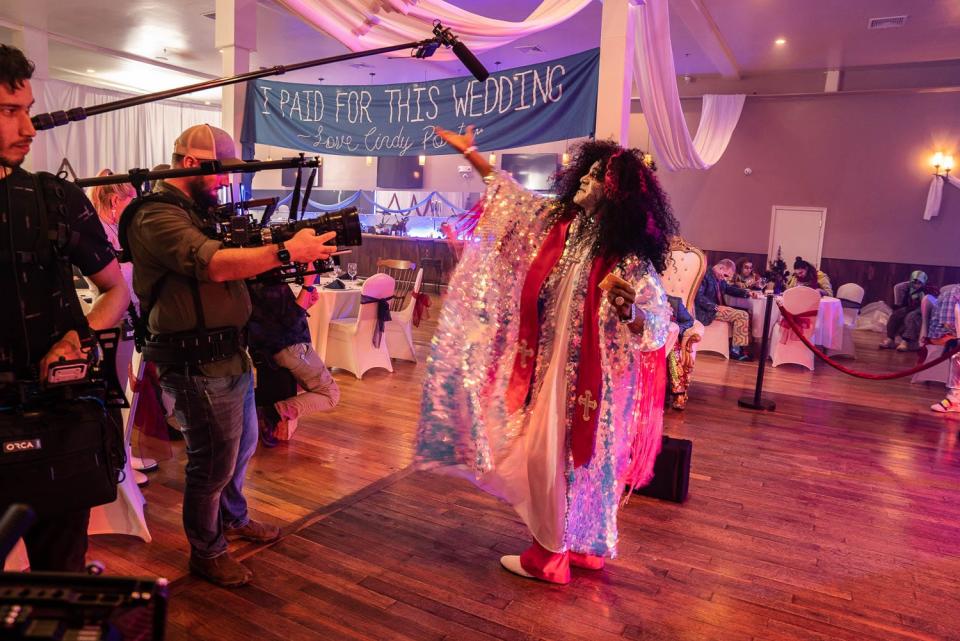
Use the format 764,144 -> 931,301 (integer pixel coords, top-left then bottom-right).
416,172 -> 669,557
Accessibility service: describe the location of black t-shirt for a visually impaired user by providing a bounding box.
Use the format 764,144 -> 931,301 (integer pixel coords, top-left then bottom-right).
0,168 -> 114,276
0,167 -> 115,371
246,281 -> 312,362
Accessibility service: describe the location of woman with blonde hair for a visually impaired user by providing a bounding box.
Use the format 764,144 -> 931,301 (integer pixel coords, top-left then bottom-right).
88,170 -> 156,485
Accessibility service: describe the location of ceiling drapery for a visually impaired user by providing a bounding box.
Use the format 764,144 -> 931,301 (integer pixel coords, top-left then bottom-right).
274,0 -> 594,60
631,0 -> 744,170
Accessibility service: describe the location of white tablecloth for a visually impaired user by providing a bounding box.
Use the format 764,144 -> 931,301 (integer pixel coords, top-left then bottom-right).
304,278 -> 364,360
728,295 -> 845,350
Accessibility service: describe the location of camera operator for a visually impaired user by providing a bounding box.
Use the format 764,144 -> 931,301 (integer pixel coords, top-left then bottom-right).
0,45 -> 130,571
123,124 -> 336,587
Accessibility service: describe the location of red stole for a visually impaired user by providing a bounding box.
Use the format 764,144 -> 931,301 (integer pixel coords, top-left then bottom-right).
505,215 -> 619,468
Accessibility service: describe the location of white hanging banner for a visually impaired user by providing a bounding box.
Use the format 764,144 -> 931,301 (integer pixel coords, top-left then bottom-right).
630,0 -> 744,171
923,173 -> 960,220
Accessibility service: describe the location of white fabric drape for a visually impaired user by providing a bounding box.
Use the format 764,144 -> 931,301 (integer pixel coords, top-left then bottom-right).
273,0 -> 593,60
630,0 -> 744,171
32,79 -> 221,179
923,173 -> 960,220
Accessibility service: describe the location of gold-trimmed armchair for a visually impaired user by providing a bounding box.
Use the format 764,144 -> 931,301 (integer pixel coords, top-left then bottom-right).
659,236 -> 707,409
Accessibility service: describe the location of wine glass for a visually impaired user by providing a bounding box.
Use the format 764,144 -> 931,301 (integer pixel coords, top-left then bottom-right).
331,264 -> 343,280
347,262 -> 358,280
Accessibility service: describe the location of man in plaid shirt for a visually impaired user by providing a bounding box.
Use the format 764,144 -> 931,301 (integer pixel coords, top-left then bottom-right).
928,287 -> 959,413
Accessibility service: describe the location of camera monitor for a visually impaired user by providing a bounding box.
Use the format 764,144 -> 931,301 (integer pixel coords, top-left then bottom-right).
500,153 -> 559,192
376,156 -> 424,190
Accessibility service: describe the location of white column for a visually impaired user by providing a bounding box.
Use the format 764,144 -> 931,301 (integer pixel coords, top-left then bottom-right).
13,26 -> 50,172
593,0 -> 636,145
215,0 -> 257,145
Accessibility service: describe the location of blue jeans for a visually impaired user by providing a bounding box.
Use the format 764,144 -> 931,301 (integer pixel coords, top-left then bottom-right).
159,369 -> 257,559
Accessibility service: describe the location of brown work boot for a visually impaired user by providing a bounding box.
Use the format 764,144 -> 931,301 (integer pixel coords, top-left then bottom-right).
189,552 -> 252,588
225,519 -> 281,543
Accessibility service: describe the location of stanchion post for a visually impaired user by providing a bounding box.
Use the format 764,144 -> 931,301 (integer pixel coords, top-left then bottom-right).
738,292 -> 776,411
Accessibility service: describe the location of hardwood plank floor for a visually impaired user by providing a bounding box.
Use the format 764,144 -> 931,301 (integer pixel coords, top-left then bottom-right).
87,309 -> 960,641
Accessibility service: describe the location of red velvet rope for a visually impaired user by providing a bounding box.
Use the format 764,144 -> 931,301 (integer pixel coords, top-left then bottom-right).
775,302 -> 960,380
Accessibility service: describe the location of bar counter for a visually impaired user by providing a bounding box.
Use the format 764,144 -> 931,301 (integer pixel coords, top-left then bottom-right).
351,234 -> 464,290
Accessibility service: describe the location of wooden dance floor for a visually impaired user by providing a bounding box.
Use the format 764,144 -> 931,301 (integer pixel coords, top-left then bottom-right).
89,313 -> 960,641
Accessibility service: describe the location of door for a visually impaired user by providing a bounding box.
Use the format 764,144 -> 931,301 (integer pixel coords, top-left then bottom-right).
768,206 -> 827,268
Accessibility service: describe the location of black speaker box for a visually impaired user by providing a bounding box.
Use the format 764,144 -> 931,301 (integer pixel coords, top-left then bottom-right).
634,436 -> 691,503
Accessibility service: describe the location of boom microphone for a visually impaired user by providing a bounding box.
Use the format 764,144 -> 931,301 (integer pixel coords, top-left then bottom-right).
432,22 -> 489,82
452,41 -> 490,82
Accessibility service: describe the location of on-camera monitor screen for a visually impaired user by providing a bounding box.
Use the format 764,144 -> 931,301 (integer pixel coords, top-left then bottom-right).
377,156 -> 424,189
501,153 -> 558,191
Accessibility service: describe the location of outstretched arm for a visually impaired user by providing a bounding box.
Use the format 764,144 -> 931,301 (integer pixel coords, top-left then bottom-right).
434,125 -> 493,179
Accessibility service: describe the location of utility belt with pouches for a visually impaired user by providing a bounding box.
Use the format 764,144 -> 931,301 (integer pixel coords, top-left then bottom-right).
141,326 -> 245,366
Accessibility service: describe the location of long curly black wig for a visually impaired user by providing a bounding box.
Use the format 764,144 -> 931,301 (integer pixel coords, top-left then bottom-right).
548,140 -> 678,273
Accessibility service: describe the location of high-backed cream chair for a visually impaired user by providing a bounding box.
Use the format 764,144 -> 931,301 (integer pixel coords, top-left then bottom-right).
659,237 -> 706,408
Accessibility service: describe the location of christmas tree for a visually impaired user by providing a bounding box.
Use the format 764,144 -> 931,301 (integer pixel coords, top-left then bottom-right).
766,246 -> 789,294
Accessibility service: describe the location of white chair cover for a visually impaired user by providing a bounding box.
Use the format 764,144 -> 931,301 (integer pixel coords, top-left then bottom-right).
831,283 -> 865,359
385,268 -> 423,363
324,273 -> 396,379
698,321 -> 730,359
770,286 -> 821,371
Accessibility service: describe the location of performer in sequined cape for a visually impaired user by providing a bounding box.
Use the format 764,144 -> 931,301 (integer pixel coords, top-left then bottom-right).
417,131 -> 679,585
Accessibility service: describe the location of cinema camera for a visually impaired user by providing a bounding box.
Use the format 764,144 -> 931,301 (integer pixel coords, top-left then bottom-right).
207,198 -> 362,285
210,198 -> 361,250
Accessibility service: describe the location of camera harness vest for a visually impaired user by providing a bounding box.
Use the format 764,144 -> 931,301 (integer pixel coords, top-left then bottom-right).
0,169 -> 93,384
117,189 -> 243,366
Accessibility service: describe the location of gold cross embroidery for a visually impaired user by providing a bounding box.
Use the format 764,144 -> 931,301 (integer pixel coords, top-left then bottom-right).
578,390 -> 598,421
518,339 -> 534,369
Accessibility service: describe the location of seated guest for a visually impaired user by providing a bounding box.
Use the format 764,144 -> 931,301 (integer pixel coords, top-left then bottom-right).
666,295 -> 695,410
733,257 -> 764,290
695,259 -> 752,361
879,270 -> 938,351
927,287 -> 959,413
247,278 -> 341,447
786,257 -> 833,297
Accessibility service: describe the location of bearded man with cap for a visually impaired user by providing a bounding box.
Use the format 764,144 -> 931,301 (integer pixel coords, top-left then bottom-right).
123,124 -> 337,587
880,270 -> 939,352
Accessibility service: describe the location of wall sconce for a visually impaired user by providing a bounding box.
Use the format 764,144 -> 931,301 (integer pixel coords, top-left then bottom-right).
365,156 -> 374,167
561,152 -> 571,166
642,153 -> 654,168
488,152 -> 497,166
932,151 -> 954,177
418,154 -> 426,166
